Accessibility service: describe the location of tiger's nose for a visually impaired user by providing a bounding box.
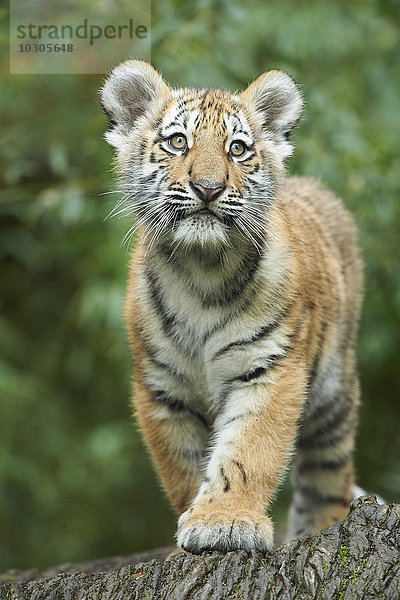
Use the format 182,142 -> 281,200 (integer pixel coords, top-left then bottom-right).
189,180 -> 226,203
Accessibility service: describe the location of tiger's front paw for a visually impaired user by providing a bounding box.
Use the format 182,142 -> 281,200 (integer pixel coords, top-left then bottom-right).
176,508 -> 273,554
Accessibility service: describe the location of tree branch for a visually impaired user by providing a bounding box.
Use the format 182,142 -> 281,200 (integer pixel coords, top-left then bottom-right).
1,497 -> 399,599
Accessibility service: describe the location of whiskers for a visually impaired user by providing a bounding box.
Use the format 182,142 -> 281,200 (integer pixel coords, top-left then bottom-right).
102,176 -> 284,260
217,193 -> 272,256
229,189 -> 287,255
104,192 -> 134,222
105,184 -> 181,254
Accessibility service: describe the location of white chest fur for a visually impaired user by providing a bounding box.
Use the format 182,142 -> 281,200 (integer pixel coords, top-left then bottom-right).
135,233 -> 292,420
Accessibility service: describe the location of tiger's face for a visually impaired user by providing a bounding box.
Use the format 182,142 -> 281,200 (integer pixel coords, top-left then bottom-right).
101,61 -> 302,251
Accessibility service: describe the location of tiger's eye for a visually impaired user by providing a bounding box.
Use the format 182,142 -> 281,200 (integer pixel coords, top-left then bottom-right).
230,141 -> 247,157
169,134 -> 187,150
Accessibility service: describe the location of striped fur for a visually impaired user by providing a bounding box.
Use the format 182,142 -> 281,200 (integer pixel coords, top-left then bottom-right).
101,61 -> 363,553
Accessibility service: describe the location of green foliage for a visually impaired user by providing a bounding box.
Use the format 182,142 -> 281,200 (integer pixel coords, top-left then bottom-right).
1,0 -> 399,572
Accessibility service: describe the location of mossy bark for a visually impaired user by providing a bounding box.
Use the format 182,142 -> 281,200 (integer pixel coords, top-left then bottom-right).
1,497 -> 399,599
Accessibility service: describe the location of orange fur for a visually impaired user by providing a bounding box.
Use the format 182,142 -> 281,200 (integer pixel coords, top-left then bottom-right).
102,62 -> 363,552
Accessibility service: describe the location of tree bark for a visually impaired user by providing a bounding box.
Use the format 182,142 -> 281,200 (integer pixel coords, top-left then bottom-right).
1,497 -> 398,599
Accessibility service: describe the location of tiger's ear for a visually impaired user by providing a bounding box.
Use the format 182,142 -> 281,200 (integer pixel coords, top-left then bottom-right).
100,60 -> 170,143
241,70 -> 303,136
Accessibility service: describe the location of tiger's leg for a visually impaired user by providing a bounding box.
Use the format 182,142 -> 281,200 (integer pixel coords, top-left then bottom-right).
177,357 -> 307,553
287,359 -> 359,539
133,377 -> 210,514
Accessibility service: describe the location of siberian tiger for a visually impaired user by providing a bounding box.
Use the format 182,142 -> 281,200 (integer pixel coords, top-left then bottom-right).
100,60 -> 363,553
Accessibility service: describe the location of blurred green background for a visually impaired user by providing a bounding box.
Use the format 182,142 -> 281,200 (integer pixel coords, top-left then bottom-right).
1,0 -> 399,572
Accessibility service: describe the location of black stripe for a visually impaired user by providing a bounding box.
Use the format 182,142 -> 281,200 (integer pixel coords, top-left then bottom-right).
213,318 -> 282,360
218,353 -> 290,406
168,184 -> 187,193
307,333 -> 325,389
296,486 -> 349,507
221,199 -> 242,206
215,384 -> 234,413
151,391 -> 185,412
163,119 -> 181,129
159,145 -> 179,156
292,503 -> 307,515
234,366 -> 266,383
286,302 -> 307,343
297,456 -> 349,474
160,247 -> 261,309
221,410 -> 256,428
222,415 -> 244,427
202,289 -> 278,346
162,106 -> 186,130
311,399 -> 354,438
139,170 -> 158,184
304,393 -> 337,422
151,392 -> 209,430
101,105 -> 117,129
238,151 -> 256,163
146,265 -> 234,350
297,418 -> 355,450
166,192 -> 190,200
220,467 -> 230,492
147,355 -> 189,384
299,397 -> 354,450
233,460 -> 247,484
165,198 -> 190,208
145,269 -> 181,343
165,243 -> 229,270
250,164 -> 260,175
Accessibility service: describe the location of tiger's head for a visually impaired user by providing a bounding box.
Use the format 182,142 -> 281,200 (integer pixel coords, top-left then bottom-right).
101,61 -> 302,252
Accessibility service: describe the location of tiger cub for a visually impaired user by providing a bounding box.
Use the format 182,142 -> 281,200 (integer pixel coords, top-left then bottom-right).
101,61 -> 363,553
